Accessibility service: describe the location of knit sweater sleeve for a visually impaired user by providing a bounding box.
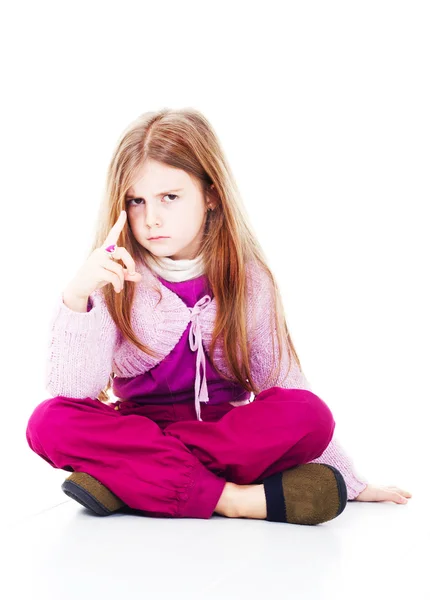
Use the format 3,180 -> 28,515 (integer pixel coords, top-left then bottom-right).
308,436 -> 369,500
247,261 -> 368,500
45,289 -> 119,400
246,261 -> 312,393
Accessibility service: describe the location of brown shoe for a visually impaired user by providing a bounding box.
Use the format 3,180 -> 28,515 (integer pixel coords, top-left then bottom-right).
61,472 -> 126,516
263,463 -> 347,525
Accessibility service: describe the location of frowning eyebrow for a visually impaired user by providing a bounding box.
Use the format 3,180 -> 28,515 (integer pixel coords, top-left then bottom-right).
125,188 -> 184,198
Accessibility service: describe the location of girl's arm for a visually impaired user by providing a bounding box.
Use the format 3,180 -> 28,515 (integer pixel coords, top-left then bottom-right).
246,261 -> 368,500
45,288 -> 119,400
307,436 -> 368,500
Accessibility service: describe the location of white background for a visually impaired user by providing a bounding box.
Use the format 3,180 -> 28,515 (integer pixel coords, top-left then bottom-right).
1,0 -> 428,522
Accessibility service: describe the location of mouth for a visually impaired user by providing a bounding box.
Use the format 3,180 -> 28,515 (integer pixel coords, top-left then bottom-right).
148,236 -> 169,240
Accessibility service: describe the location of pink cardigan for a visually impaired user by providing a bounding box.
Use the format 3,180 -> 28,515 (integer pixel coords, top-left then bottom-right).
45,258 -> 368,500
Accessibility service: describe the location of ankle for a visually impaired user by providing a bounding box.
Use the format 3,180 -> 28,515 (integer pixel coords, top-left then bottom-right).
236,484 -> 267,520
214,482 -> 242,518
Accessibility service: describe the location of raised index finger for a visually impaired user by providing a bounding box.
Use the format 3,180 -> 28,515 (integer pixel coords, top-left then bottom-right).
103,210 -> 127,248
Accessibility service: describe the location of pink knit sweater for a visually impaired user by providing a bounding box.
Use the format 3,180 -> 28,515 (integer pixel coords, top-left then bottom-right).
45,258 -> 368,500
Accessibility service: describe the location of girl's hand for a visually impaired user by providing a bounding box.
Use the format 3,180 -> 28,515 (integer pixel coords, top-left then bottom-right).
355,483 -> 412,504
64,210 -> 142,299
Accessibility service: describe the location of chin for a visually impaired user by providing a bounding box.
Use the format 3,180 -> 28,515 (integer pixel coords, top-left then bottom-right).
150,248 -> 173,256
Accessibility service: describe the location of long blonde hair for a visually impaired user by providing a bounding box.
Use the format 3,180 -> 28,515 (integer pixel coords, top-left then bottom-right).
88,107 -> 304,402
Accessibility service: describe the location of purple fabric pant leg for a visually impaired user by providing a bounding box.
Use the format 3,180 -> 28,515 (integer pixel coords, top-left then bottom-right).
164,387 -> 336,484
25,395 -> 225,520
25,386 -> 335,520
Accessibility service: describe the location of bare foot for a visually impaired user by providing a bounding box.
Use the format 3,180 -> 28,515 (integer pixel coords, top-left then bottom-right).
214,482 -> 267,519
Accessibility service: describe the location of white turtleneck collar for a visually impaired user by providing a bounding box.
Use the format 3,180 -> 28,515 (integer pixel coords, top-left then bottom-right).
144,252 -> 205,282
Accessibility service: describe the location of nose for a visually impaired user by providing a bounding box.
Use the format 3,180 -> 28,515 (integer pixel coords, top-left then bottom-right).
144,203 -> 162,229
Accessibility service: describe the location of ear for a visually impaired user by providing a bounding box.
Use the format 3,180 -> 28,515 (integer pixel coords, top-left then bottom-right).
205,183 -> 216,211
208,185 -> 218,211
208,183 -> 217,201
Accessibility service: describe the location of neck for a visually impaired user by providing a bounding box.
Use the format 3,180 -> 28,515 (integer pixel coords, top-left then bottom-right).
144,252 -> 205,282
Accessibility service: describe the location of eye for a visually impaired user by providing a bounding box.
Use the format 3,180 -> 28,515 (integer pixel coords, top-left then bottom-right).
125,194 -> 178,207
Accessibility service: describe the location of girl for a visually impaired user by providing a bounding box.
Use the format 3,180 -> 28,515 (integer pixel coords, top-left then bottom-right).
26,108 -> 411,525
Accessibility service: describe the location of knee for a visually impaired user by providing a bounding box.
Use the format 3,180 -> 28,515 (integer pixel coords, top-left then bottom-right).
304,390 -> 334,425
301,390 -> 335,455
272,387 -> 334,427
25,396 -> 72,454
274,387 -> 335,454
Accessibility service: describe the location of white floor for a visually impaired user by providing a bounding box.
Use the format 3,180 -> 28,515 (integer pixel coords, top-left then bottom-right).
3,416 -> 427,600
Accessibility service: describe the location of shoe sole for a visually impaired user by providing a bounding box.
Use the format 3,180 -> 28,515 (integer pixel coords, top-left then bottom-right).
264,463 -> 348,525
61,472 -> 126,516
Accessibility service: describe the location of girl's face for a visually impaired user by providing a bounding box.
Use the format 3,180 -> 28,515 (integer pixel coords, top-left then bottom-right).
125,159 -> 209,260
